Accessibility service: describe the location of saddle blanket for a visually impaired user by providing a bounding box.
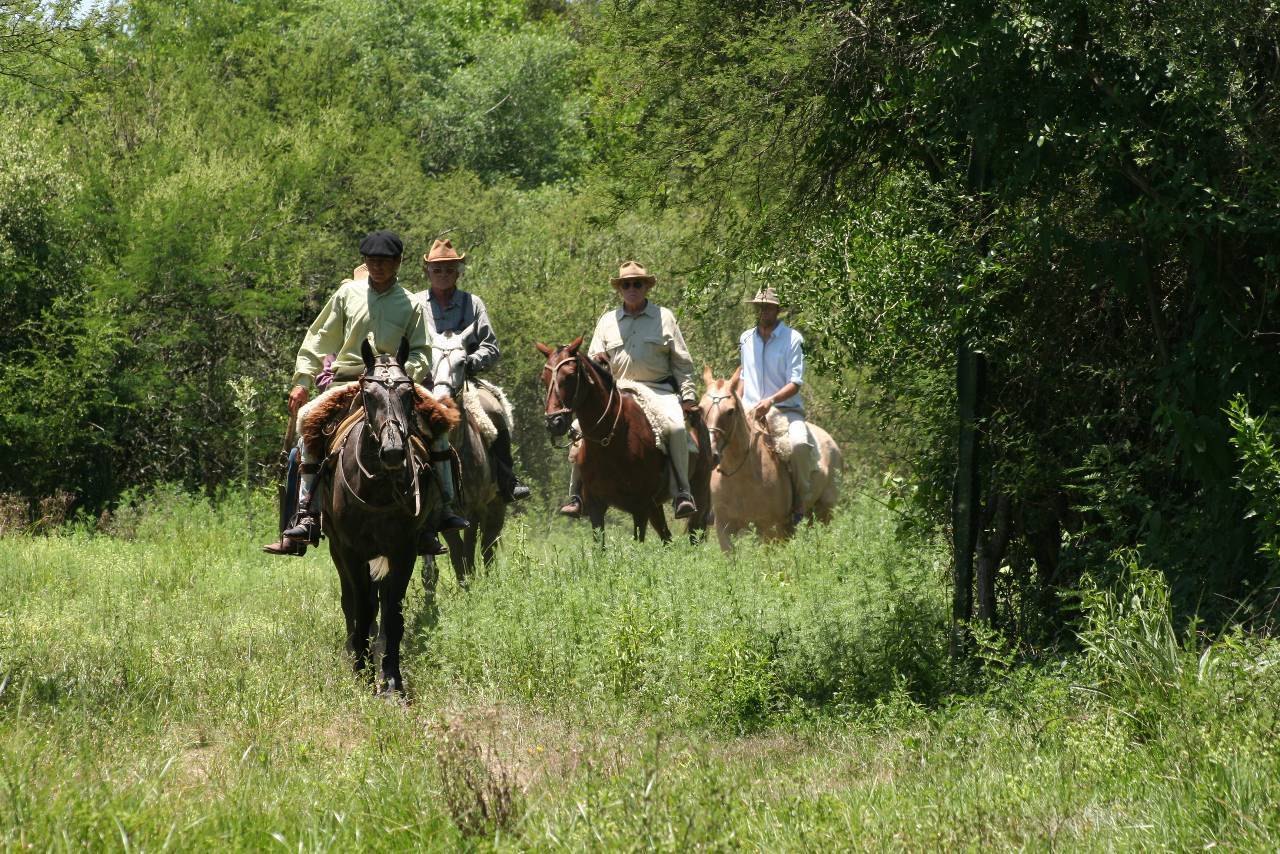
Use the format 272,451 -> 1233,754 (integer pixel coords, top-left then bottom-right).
461,377 -> 515,445
614,379 -> 680,453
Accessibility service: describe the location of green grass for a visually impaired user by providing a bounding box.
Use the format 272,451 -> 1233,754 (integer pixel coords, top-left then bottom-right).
2,488 -> 1279,849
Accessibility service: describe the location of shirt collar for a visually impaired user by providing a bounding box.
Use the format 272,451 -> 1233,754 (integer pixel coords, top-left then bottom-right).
430,286 -> 461,308
367,277 -> 400,297
617,300 -> 658,320
754,320 -> 788,342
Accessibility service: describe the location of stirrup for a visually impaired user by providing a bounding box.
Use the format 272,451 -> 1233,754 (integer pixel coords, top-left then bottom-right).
262,537 -> 307,557
559,495 -> 583,518
673,493 -> 697,520
282,513 -> 320,546
417,528 -> 448,556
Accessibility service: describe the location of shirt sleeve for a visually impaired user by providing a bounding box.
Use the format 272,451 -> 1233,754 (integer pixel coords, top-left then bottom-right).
466,294 -> 500,373
788,330 -> 805,386
664,309 -> 697,402
588,313 -> 609,359
404,299 -> 432,384
291,287 -> 347,388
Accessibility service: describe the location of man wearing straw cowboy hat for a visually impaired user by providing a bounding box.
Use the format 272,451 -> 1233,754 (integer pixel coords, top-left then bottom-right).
262,230 -> 467,556
738,286 -> 818,523
560,260 -> 700,520
417,237 -> 531,503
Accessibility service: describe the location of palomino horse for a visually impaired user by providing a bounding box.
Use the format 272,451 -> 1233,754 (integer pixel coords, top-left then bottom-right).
536,337 -> 711,544
306,338 -> 457,695
700,366 -> 842,551
425,322 -> 506,591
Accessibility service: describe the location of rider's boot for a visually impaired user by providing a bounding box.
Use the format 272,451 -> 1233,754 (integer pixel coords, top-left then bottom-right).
559,462 -> 583,518
263,464 -> 320,556
668,459 -> 697,520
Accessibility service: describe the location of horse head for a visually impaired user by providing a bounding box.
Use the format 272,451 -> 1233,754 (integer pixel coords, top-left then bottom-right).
359,337 -> 417,473
699,365 -> 743,466
536,336 -> 587,437
430,322 -> 475,401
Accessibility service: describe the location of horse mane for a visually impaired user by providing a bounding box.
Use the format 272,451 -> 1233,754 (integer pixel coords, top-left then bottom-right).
300,382 -> 460,460
579,351 -> 615,393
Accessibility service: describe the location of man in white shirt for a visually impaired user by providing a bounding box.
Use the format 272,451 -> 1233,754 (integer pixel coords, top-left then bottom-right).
738,287 -> 817,522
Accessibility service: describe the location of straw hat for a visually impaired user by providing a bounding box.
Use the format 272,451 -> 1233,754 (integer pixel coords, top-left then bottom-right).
746,287 -> 781,307
423,238 -> 466,266
610,260 -> 656,287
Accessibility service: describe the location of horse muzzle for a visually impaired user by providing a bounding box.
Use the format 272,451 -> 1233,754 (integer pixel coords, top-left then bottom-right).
545,412 -> 571,437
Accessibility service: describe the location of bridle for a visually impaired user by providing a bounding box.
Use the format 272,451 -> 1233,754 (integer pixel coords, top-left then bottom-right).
543,351 -> 623,448
335,363 -> 423,515
704,389 -> 764,477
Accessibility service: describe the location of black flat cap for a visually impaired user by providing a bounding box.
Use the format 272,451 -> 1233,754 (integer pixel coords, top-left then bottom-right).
359,230 -> 404,257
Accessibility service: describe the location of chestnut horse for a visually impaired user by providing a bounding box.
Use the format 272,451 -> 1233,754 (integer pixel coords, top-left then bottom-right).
536,337 -> 710,544
700,366 -> 842,551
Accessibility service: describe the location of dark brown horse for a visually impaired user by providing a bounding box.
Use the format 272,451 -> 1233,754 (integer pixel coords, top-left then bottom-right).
536,337 -> 711,544
305,338 -> 457,695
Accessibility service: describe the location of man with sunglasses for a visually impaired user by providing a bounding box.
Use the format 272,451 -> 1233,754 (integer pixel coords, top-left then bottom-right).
263,230 -> 439,556
418,238 -> 531,505
559,260 -> 700,520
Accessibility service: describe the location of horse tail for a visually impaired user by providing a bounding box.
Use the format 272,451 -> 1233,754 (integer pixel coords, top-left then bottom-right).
369,556 -> 390,581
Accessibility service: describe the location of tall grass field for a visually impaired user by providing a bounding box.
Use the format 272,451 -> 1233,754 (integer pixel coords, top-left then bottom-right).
2,489 -> 1279,849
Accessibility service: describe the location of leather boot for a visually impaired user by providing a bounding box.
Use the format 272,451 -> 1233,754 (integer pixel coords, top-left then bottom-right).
559,495 -> 583,518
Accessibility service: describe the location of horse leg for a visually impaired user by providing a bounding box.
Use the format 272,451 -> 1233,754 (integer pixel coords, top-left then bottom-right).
336,549 -> 375,674
587,501 -> 607,548
377,554 -> 414,697
649,504 -> 673,544
444,529 -> 468,589
421,554 -> 440,602
454,524 -> 479,588
716,520 -> 734,553
480,503 -> 505,568
632,512 -> 647,542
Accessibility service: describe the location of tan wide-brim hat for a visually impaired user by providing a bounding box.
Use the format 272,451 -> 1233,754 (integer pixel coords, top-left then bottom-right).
423,238 -> 466,266
746,287 -> 781,307
610,260 -> 656,287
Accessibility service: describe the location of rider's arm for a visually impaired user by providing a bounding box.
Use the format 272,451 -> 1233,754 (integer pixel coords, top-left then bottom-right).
404,299 -> 433,384
663,309 -> 698,403
291,287 -> 347,390
465,294 -> 500,374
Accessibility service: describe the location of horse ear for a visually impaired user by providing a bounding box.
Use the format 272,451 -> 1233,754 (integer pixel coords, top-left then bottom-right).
730,365 -> 742,394
361,338 -> 376,372
396,336 -> 410,368
702,364 -> 714,387
567,335 -> 584,355
535,342 -> 552,356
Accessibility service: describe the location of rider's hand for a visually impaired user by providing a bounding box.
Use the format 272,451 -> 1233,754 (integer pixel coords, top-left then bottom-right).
751,399 -> 772,422
288,385 -> 310,415
682,399 -> 702,422
464,355 -> 480,377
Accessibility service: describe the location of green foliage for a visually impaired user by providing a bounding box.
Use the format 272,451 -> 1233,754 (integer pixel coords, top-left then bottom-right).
1228,395 -> 1280,569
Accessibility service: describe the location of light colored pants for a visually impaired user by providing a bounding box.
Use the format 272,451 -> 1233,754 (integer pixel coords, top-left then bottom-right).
651,389 -> 692,496
778,409 -> 816,512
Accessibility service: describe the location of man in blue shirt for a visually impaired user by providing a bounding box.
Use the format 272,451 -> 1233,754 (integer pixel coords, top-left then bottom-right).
738,287 -> 818,522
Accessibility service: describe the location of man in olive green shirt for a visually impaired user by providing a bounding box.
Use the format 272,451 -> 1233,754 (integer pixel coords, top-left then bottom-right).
561,261 -> 700,520
263,230 -> 467,556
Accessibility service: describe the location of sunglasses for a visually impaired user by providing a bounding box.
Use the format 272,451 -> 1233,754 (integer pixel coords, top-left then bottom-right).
427,265 -> 460,275
619,281 -> 648,290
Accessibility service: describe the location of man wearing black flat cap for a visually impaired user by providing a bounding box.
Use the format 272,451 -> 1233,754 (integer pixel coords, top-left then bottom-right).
263,230 -> 468,556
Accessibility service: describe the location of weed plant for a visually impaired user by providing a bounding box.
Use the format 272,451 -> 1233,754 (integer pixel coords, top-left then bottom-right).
1,489 -> 1278,848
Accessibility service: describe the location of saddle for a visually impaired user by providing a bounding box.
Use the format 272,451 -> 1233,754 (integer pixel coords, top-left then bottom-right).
300,384 -> 459,462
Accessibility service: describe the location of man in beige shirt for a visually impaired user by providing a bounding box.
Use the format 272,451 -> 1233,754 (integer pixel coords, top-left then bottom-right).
560,261 -> 700,519
263,230 -> 467,556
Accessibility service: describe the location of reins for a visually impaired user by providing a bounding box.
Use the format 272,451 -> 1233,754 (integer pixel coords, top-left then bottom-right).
544,352 -> 623,448
333,366 -> 425,516
705,390 -> 774,477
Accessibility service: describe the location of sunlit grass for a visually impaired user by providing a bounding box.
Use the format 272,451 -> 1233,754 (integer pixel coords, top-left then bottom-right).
1,489 -> 1278,849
